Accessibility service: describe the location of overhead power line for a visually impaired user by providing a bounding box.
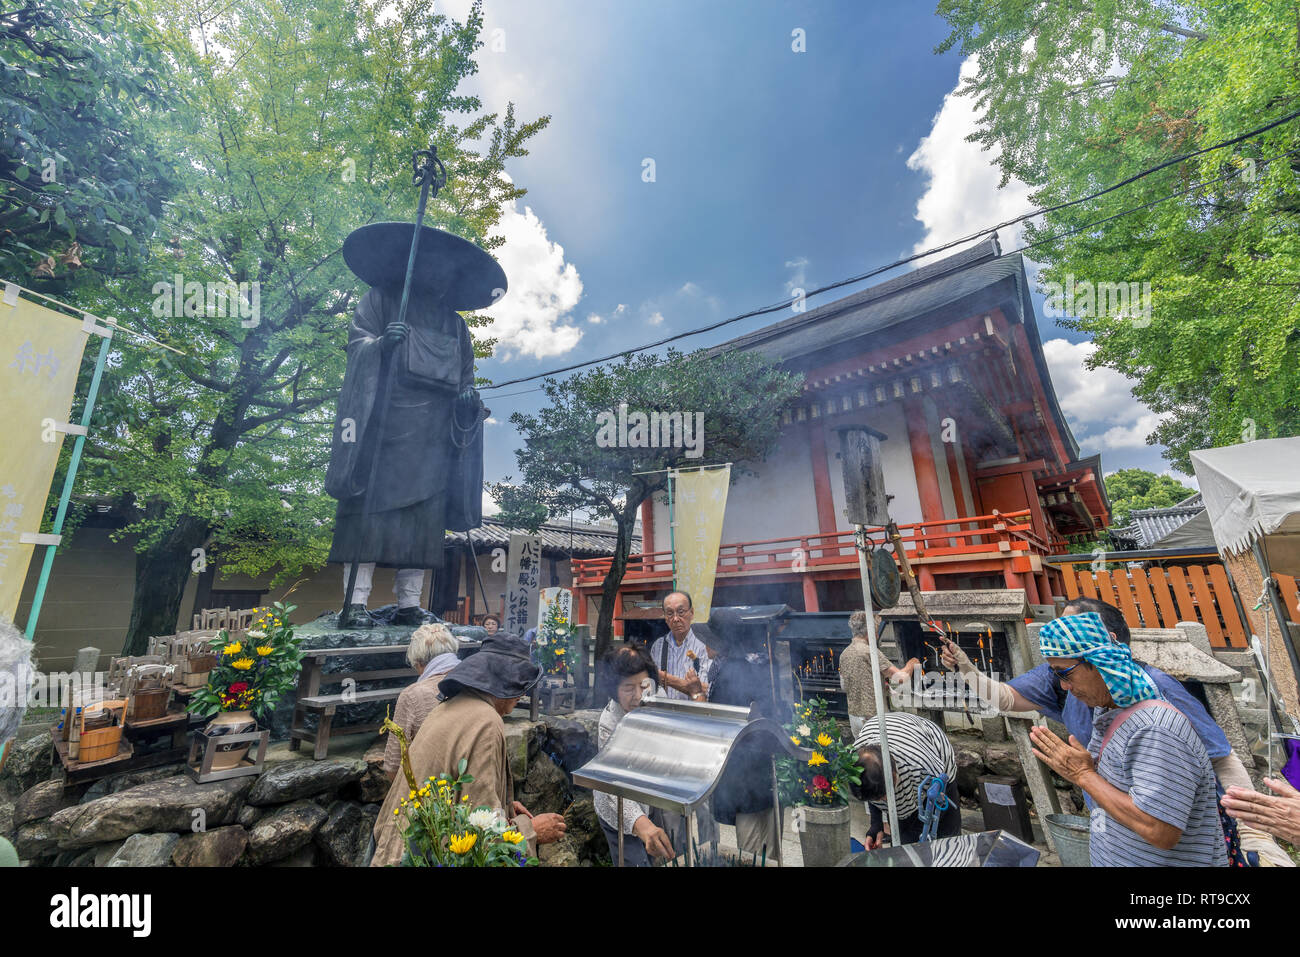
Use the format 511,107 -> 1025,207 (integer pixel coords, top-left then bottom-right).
480,108 -> 1300,392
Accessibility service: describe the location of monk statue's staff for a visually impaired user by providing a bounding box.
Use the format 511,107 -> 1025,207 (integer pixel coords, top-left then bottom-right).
343,145 -> 448,622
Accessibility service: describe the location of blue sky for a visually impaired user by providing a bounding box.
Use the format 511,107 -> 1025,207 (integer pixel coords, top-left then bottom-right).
434,0 -> 1193,510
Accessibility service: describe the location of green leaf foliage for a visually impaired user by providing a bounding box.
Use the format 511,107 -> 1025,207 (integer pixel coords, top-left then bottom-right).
489,347 -> 803,663
936,0 -> 1300,471
44,0 -> 548,652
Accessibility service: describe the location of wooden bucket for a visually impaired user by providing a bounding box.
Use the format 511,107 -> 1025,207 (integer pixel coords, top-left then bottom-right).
78,724 -> 124,762
76,700 -> 126,762
182,653 -> 218,687
131,687 -> 171,721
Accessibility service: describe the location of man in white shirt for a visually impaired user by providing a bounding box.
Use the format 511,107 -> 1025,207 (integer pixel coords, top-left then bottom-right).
649,591 -> 709,701
646,589 -> 718,853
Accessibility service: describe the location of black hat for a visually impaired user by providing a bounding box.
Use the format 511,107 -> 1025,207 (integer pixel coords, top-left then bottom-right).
439,634 -> 541,701
342,222 -> 508,311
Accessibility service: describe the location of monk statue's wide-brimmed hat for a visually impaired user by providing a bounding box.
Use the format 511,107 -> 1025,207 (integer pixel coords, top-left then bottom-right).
342,222 -> 507,312
438,634 -> 541,701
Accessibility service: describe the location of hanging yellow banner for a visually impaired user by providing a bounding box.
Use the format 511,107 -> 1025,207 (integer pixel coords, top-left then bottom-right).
671,465 -> 730,620
0,292 -> 89,623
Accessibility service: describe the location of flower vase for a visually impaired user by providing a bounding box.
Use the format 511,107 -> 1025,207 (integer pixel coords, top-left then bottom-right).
205,710 -> 257,770
796,802 -> 851,868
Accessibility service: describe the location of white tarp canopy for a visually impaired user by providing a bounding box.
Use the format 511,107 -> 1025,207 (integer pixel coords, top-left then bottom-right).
1191,437 -> 1300,577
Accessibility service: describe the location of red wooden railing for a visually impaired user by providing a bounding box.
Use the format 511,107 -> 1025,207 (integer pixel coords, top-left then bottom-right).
571,509 -> 1059,587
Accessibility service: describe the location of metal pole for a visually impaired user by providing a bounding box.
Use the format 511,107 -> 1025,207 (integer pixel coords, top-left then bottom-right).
667,469 -> 677,591
617,795 -> 625,867
685,808 -> 695,868
770,755 -> 783,867
24,326 -> 113,638
854,523 -> 900,842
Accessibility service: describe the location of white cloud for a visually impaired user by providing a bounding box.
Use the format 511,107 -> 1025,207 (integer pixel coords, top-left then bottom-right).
613,303 -> 627,316
646,311 -> 665,326
784,257 -> 809,297
906,56 -> 1034,259
485,416 -> 500,426
586,312 -> 603,325
1042,338 -> 1168,454
486,195 -> 584,359
482,488 -> 500,517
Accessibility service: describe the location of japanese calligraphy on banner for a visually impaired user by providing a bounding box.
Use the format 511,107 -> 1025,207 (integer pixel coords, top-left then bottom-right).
671,465 -> 730,620
505,533 -> 543,637
538,587 -> 572,627
0,293 -> 89,621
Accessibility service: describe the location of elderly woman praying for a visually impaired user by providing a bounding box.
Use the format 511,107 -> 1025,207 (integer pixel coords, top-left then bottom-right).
383,622 -> 462,778
1029,612 -> 1227,866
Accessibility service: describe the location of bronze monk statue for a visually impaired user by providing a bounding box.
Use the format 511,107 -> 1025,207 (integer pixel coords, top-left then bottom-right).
325,218 -> 504,629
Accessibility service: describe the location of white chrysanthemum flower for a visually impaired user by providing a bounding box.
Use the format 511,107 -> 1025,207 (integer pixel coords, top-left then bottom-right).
555,628 -> 568,637
536,637 -> 548,646
467,808 -> 501,831
797,724 -> 811,737
246,629 -> 267,640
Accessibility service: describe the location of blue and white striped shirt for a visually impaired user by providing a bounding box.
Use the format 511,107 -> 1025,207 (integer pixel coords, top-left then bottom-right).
1087,702 -> 1228,867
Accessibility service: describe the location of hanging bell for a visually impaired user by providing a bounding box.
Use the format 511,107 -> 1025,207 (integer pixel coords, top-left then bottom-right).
59,241 -> 82,270
31,256 -> 55,279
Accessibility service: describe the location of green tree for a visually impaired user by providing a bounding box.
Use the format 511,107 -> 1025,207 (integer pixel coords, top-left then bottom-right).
490,348 -> 803,671
1103,467 -> 1196,528
936,0 -> 1300,472
0,0 -> 179,284
72,0 -> 547,653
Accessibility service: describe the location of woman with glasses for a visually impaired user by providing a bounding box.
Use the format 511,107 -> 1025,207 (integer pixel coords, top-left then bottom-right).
1029,613 -> 1227,866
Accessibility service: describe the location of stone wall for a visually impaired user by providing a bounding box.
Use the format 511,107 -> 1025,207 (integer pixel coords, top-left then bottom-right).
1,706 -> 611,868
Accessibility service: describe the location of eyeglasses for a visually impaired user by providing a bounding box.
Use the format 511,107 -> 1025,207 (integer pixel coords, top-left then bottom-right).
664,609 -> 692,620
1050,661 -> 1085,683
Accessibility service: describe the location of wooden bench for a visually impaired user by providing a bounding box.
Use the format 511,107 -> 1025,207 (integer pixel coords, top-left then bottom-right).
289,645 -> 417,759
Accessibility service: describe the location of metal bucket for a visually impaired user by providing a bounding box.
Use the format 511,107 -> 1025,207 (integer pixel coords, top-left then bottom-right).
1044,813 -> 1091,867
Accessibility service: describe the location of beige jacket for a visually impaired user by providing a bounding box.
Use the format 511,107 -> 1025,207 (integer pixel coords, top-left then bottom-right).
382,673 -> 451,777
371,689 -> 535,866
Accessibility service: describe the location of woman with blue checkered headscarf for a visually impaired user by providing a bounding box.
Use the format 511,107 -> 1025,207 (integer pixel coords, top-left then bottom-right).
1030,612 -> 1228,866
1036,612 -> 1159,708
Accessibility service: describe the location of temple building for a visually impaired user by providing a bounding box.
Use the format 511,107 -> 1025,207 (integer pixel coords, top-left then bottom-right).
572,237 -> 1111,631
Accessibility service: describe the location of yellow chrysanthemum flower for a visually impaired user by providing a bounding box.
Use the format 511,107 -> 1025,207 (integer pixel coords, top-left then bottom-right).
816,732 -> 834,748
790,735 -> 802,746
808,752 -> 828,767
449,833 -> 477,855
231,658 -> 254,670
554,648 -> 565,655
501,830 -> 525,845
222,642 -> 242,656
256,646 -> 274,656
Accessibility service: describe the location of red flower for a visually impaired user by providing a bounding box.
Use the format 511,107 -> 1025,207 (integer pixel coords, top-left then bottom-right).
228,682 -> 249,694
812,775 -> 831,792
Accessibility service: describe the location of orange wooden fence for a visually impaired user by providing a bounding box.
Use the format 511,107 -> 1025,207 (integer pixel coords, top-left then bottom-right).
1062,565 -> 1299,650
